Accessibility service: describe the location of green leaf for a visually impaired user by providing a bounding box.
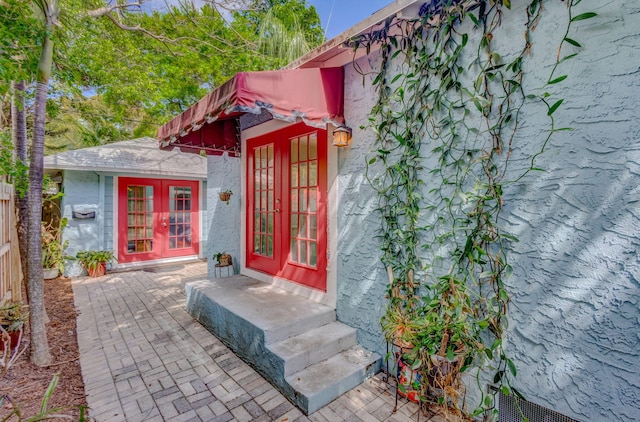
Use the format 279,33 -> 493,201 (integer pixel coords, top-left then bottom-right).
368,157 -> 377,165
547,99 -> 564,115
501,233 -> 519,241
446,348 -> 455,361
503,0 -> 511,9
411,359 -> 422,370
40,374 -> 59,415
571,12 -> 597,22
493,369 -> 504,383
507,359 -> 517,376
513,387 -> 526,400
499,288 -> 509,302
478,271 -> 494,280
548,75 -> 568,84
560,53 -> 579,63
468,13 -> 479,26
564,37 -> 581,47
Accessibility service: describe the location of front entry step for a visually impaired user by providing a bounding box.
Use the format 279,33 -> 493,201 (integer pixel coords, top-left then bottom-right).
268,321 -> 357,376
185,276 -> 381,415
286,345 -> 379,415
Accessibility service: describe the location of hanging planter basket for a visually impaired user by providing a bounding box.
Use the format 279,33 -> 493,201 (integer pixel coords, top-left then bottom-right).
218,190 -> 233,204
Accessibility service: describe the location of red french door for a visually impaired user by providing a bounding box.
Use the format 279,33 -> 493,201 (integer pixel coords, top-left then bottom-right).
118,177 -> 199,263
247,123 -> 328,291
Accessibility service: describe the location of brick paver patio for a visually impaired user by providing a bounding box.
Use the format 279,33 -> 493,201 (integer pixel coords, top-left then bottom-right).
73,262 -> 446,421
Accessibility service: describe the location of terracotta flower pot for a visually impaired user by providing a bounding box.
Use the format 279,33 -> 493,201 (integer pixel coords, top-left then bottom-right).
87,262 -> 107,277
0,328 -> 21,353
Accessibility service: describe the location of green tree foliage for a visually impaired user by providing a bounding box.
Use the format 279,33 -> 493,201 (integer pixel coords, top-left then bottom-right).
59,0 -> 324,141
0,0 -> 41,93
1,0 -> 324,148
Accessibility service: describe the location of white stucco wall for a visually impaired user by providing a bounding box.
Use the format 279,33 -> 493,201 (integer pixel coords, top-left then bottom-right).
206,154 -> 242,277
336,1 -> 639,420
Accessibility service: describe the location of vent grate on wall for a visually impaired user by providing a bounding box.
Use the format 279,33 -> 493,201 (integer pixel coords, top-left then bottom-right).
499,390 -> 579,422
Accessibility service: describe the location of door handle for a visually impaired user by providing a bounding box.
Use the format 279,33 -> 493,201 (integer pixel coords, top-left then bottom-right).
274,209 -> 280,213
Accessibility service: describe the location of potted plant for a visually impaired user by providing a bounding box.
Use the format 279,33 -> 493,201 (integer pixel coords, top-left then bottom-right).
41,218 -> 70,279
218,189 -> 232,204
411,274 -> 481,407
76,250 -> 116,277
0,300 -> 29,354
381,267 -> 481,407
381,305 -> 422,402
213,251 -> 232,266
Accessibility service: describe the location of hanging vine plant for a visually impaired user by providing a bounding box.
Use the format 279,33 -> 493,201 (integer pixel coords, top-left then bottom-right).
349,0 -> 596,418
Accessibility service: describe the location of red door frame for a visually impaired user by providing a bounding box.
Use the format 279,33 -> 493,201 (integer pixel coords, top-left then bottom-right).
117,177 -> 199,263
246,123 -> 328,291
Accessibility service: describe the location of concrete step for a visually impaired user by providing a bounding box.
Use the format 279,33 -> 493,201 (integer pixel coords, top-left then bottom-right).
267,321 -> 357,376
186,276 -> 336,344
286,345 -> 381,415
185,276 -> 381,415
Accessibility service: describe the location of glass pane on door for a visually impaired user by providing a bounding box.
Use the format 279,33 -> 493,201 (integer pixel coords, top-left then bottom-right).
289,135 -> 318,268
127,185 -> 154,253
253,144 -> 275,257
168,186 -> 192,249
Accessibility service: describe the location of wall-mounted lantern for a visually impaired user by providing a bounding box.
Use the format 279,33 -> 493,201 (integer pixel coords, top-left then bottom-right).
331,126 -> 352,147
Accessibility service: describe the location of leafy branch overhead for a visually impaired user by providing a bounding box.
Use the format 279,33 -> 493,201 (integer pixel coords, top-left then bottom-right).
356,0 -> 596,417
0,0 -> 324,151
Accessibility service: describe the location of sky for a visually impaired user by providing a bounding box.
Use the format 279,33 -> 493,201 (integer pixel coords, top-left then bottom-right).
306,0 -> 392,39
143,0 -> 394,40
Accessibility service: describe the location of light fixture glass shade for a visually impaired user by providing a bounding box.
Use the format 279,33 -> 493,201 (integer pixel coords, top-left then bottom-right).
331,126 -> 352,147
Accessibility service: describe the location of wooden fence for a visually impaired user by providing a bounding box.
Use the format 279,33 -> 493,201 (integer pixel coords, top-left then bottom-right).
0,181 -> 21,302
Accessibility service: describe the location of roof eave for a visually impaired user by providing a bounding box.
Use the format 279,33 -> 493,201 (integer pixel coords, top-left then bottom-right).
287,0 -> 421,70
44,164 -> 207,179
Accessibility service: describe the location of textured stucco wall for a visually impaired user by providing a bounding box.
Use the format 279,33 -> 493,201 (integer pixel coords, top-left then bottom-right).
61,170 -> 102,276
104,176 -> 114,252
335,55 -> 389,357
206,154 -> 242,277
336,1 -> 639,420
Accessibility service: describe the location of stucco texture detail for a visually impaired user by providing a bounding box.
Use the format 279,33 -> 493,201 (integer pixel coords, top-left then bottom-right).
336,1 -> 640,420
104,176 -> 114,252
206,154 -> 242,277
61,170 -> 102,276
336,53 -> 389,358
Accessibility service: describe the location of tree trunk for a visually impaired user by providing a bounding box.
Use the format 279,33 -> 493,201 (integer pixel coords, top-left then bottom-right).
28,78 -> 51,365
12,80 -> 29,302
28,0 -> 57,365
